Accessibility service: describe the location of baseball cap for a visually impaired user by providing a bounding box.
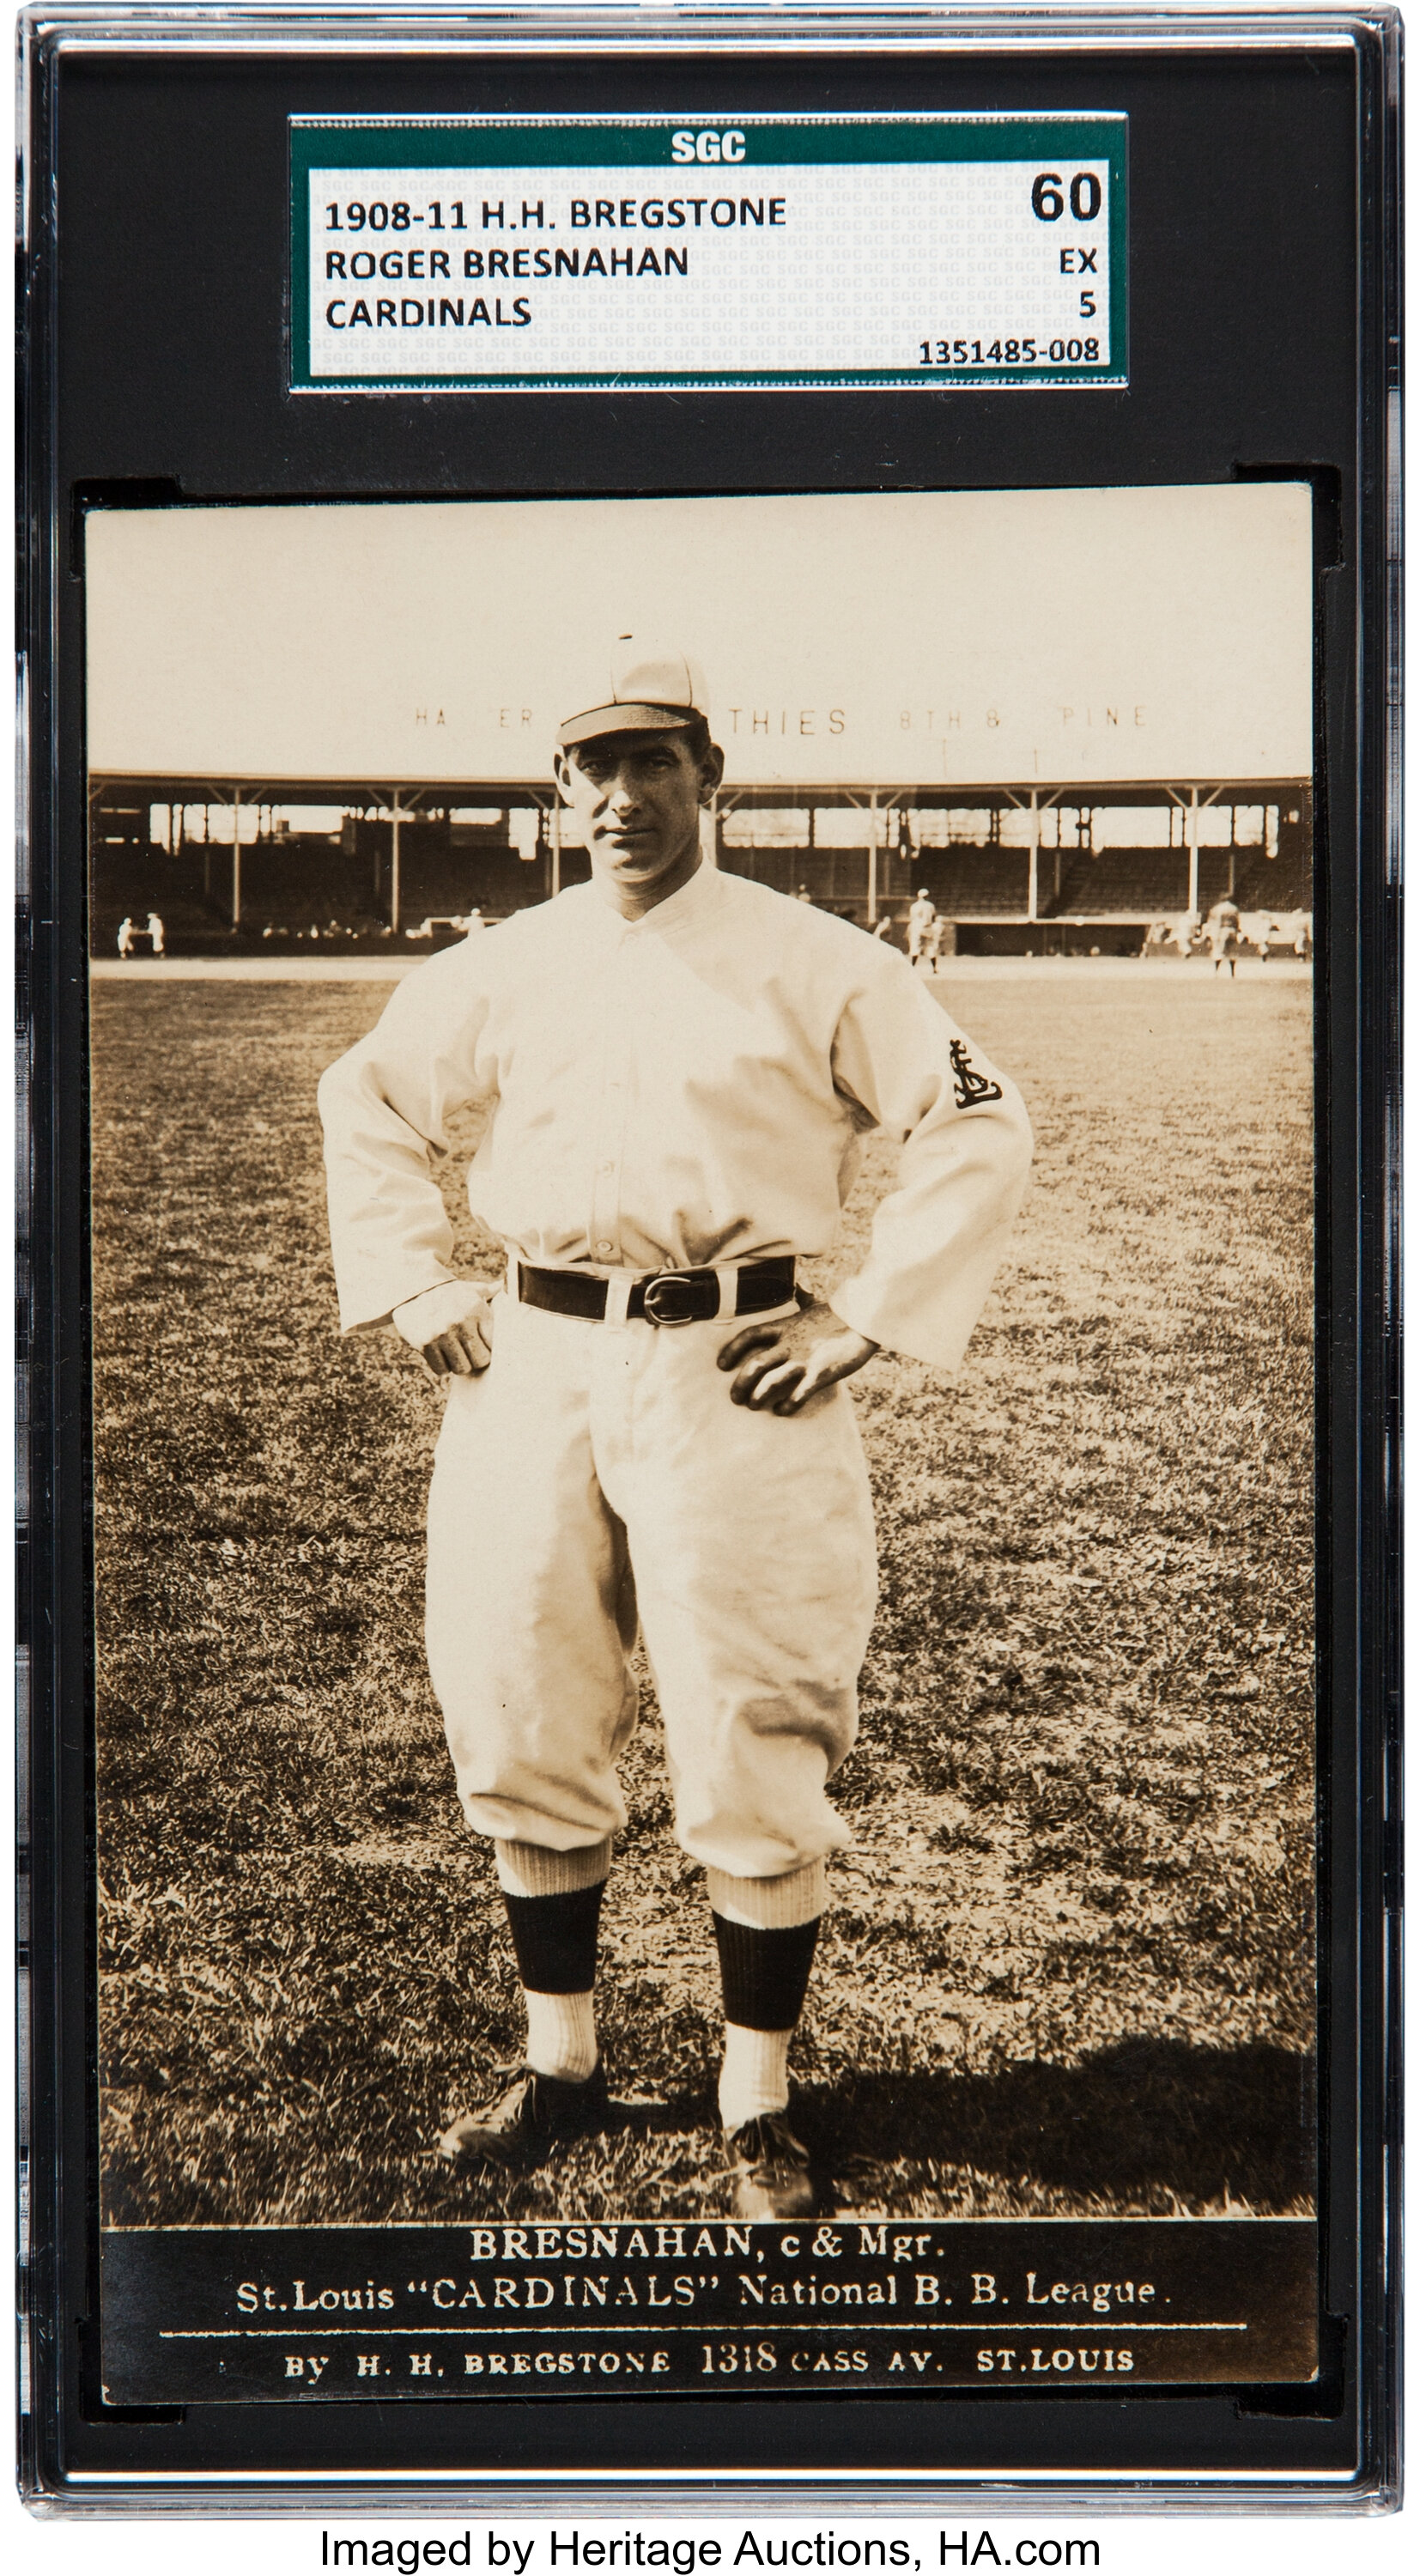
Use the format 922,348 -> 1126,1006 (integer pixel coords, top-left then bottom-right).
558,638 -> 708,749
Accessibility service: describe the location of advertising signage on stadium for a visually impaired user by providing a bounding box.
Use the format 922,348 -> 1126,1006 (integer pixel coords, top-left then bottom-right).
86,488 -> 1312,795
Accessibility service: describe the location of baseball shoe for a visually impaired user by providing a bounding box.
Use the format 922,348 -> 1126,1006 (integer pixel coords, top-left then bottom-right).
438,2062 -> 609,2170
724,2110 -> 816,2220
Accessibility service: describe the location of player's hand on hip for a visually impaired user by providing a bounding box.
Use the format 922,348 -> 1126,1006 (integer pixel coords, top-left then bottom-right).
421,1313 -> 495,1377
718,1292 -> 878,1414
391,1280 -> 497,1377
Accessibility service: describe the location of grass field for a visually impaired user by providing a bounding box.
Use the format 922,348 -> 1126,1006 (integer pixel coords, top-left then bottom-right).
91,969 -> 1316,2227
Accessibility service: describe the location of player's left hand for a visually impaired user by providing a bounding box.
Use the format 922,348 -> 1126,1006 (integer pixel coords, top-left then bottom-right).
718,1293 -> 879,1414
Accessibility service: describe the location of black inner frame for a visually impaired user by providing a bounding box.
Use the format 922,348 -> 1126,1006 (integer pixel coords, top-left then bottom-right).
20,19 -> 1399,2500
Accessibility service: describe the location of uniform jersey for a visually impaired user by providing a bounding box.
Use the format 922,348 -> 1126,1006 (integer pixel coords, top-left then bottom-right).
320,863 -> 1032,1376
907,897 -> 936,957
1210,902 -> 1241,957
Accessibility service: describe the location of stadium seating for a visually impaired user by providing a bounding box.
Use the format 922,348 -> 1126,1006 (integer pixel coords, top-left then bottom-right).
1045,854 -> 1189,914
90,828 -> 566,951
89,817 -> 1314,953
1223,850 -> 1312,911
859,852 -> 1031,914
718,848 -> 874,904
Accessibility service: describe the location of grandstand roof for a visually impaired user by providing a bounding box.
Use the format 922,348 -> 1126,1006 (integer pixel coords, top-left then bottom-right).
91,773 -> 1311,809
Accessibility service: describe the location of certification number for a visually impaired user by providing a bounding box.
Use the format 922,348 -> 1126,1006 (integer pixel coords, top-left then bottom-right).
919,337 -> 1101,367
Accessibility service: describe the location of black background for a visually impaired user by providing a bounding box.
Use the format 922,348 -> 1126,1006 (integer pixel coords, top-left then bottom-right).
21,17 -> 1398,2503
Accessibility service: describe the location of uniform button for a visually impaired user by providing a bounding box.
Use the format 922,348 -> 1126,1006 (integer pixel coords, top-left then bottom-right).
597,1240 -> 613,1256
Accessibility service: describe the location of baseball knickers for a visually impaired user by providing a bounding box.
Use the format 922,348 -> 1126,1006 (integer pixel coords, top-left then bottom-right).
425,1286 -> 878,1880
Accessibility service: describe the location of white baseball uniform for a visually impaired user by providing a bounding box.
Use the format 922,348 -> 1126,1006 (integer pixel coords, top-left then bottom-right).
319,863 -> 1032,1880
907,896 -> 936,963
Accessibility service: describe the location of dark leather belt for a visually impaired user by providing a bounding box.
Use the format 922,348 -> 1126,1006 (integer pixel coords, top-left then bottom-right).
517,1257 -> 797,1327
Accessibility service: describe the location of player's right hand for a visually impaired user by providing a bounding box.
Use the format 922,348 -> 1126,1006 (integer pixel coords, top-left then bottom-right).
420,1311 -> 495,1376
391,1281 -> 497,1377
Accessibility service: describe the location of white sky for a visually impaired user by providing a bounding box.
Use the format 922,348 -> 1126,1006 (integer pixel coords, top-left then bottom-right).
87,485 -> 1312,789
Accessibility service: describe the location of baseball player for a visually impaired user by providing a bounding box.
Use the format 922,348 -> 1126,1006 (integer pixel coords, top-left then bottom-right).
907,888 -> 937,968
1208,896 -> 1242,977
319,642 -> 1032,2219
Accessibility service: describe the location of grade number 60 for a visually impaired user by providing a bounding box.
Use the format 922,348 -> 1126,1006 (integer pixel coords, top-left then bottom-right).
1032,171 -> 1103,221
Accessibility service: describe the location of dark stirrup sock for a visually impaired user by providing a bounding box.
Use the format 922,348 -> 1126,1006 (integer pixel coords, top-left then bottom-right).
711,1912 -> 822,2032
501,1880 -> 607,1995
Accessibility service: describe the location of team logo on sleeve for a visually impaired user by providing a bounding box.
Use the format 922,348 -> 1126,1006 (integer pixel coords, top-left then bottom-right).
950,1039 -> 1004,1109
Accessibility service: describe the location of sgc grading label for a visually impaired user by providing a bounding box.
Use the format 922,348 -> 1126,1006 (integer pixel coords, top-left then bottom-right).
290,115 -> 1128,392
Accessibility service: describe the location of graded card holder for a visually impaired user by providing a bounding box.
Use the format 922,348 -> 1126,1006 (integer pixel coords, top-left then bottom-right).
17,2 -> 1399,2521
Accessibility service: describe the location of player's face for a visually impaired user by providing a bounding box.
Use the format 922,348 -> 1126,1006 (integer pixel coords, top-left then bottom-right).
557,729 -> 723,916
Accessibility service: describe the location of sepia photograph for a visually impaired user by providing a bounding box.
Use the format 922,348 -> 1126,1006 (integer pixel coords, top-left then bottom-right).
86,485 -> 1317,2270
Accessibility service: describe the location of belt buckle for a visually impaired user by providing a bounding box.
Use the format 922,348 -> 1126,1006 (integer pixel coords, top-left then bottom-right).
641,1270 -> 715,1327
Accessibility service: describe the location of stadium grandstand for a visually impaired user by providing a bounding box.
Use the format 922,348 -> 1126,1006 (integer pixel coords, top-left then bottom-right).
85,485 -> 1314,963
88,771 -> 1312,960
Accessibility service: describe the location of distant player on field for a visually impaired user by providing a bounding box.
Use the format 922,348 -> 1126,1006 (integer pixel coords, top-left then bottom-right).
1208,897 -> 1241,978
907,889 -> 937,968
